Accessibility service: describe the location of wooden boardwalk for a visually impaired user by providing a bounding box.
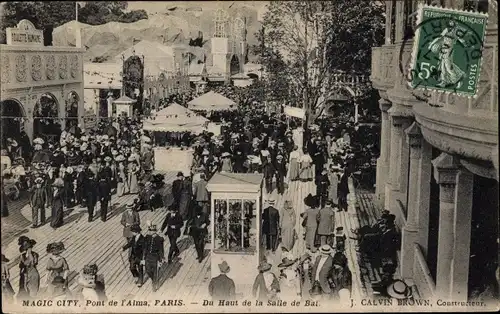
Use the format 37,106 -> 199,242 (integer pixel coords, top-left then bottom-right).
2,173 -> 368,303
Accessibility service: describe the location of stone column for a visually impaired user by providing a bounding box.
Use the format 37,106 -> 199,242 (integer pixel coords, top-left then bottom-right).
385,108 -> 412,218
432,153 -> 474,301
394,0 -> 405,42
449,168 -> 473,302
400,122 -> 431,279
385,1 -> 393,45
376,99 -> 392,202
432,153 -> 458,299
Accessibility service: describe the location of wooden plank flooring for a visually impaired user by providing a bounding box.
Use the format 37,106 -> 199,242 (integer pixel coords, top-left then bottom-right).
343,188 -> 402,298
2,173 -> 372,303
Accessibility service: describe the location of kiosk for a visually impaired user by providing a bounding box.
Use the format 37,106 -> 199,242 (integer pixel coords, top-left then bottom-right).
206,172 -> 264,293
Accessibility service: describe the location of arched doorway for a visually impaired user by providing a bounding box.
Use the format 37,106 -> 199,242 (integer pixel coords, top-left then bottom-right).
0,99 -> 26,148
33,93 -> 61,140
123,55 -> 144,114
230,55 -> 240,75
66,91 -> 79,129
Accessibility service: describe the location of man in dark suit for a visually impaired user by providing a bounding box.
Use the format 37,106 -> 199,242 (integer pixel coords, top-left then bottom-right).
208,261 -> 236,300
97,171 -> 111,222
337,168 -> 349,212
193,173 -> 209,215
75,165 -> 87,207
315,169 -> 330,208
122,224 -> 145,287
310,244 -> 335,298
262,157 -> 276,194
171,172 -> 184,209
275,155 -> 287,195
144,223 -> 165,292
85,171 -> 98,222
161,208 -> 184,264
262,199 -> 280,252
190,206 -> 209,262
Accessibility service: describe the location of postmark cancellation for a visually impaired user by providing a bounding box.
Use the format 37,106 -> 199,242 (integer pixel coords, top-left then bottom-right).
408,5 -> 488,97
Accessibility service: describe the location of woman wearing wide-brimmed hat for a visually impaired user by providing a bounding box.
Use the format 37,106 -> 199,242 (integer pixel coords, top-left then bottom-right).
45,242 -> 69,295
127,157 -> 139,194
17,237 -> 40,299
2,254 -> 15,303
252,261 -> 280,301
277,254 -> 301,301
116,155 -> 129,197
220,152 -> 233,173
50,178 -> 65,229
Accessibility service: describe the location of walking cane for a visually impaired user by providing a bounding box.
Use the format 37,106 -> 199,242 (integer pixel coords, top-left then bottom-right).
119,250 -> 127,269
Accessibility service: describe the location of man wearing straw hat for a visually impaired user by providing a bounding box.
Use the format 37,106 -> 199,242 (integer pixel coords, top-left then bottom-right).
208,261 -> 236,300
310,244 -> 336,299
30,176 -> 48,228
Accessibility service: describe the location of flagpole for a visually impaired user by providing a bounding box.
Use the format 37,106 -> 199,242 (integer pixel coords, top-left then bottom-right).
75,2 -> 82,48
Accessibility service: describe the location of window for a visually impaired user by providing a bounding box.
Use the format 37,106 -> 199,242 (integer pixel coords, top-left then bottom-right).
214,198 -> 257,254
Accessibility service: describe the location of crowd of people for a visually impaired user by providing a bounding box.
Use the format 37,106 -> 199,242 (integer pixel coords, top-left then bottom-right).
1,85 -> 400,305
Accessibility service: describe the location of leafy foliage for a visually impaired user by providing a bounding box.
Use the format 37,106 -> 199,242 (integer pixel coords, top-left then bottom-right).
0,1 -> 148,43
255,1 -> 384,123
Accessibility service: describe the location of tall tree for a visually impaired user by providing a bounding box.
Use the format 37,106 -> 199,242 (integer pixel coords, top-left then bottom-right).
258,1 -> 384,126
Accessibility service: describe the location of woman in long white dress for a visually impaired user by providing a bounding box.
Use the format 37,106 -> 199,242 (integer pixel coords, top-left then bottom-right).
299,153 -> 314,181
287,146 -> 301,182
116,157 -> 128,197
127,158 -> 139,194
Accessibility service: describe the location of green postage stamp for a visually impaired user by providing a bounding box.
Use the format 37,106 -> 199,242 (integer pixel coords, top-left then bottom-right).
408,5 -> 488,97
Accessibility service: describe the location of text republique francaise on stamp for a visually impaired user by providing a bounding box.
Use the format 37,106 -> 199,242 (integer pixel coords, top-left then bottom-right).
408,5 -> 488,97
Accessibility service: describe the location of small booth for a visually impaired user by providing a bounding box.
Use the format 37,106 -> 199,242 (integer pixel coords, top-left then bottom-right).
206,173 -> 264,293
112,95 -> 136,117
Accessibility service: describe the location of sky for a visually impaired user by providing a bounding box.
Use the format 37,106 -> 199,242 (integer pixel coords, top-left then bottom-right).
126,1 -> 268,15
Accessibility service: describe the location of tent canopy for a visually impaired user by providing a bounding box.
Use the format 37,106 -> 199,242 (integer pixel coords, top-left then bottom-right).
187,91 -> 236,111
143,102 -> 208,133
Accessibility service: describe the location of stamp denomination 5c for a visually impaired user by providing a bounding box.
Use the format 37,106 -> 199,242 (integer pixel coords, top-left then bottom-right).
408,5 -> 488,97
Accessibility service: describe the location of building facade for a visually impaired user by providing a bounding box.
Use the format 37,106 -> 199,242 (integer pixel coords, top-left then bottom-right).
371,0 -> 498,302
0,20 -> 85,142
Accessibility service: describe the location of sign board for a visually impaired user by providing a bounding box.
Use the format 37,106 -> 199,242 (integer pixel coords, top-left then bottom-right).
83,109 -> 97,130
283,106 -> 306,120
6,20 -> 44,46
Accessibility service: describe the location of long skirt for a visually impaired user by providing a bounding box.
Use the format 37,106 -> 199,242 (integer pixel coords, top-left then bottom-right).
128,173 -> 139,194
288,158 -> 300,181
50,203 -> 64,228
179,194 -> 191,221
117,178 -> 129,197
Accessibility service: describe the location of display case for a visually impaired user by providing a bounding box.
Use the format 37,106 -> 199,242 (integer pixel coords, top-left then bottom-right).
206,173 -> 263,291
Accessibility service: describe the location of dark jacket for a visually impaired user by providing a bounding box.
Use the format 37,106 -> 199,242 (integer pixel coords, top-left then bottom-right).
190,212 -> 209,235
85,177 -> 99,206
208,274 -> 236,300
144,234 -> 165,261
262,206 -> 280,235
98,179 -> 111,202
161,212 -> 184,238
122,234 -> 146,261
338,172 -> 349,197
311,255 -> 334,294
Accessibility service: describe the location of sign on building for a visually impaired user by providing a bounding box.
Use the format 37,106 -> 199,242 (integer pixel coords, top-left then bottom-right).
6,20 -> 44,46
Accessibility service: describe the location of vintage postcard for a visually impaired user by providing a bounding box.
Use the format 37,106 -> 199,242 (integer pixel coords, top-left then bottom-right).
1,1 -> 498,313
